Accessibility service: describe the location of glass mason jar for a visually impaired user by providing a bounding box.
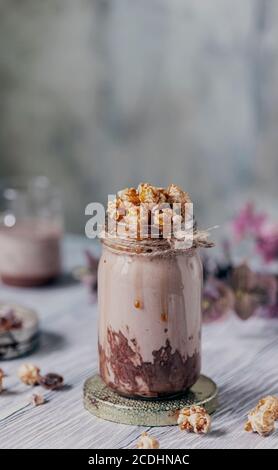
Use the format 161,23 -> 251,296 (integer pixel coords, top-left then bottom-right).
0,176 -> 63,287
98,237 -> 202,398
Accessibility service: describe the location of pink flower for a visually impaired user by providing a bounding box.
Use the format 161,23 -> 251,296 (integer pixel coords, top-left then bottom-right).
256,223 -> 278,263
232,202 -> 266,241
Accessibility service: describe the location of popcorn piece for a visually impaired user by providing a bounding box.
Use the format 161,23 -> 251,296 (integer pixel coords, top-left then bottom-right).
138,183 -> 160,205
245,396 -> 278,436
172,213 -> 183,226
167,184 -> 191,204
123,206 -> 141,238
18,363 -> 40,386
157,188 -> 168,203
125,206 -> 140,227
118,187 -> 140,206
107,198 -> 125,222
31,393 -> 45,406
245,408 -> 274,436
263,396 -> 278,420
178,405 -> 211,434
136,432 -> 160,449
0,368 -> 4,393
153,207 -> 173,228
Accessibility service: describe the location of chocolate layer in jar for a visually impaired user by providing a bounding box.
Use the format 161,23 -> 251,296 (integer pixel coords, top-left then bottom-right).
98,241 -> 202,398
0,221 -> 62,287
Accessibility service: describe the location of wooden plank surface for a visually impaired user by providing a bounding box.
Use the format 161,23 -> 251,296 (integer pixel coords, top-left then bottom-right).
0,236 -> 277,449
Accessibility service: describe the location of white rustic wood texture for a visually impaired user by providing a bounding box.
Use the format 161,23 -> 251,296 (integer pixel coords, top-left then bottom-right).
0,236 -> 278,449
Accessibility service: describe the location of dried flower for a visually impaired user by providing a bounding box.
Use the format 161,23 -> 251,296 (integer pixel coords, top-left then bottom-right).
136,432 -> 160,449
178,405 -> 211,434
202,279 -> 234,323
83,250 -> 99,295
231,264 -> 278,320
31,393 -> 45,406
245,396 -> 278,436
73,250 -> 99,302
256,303 -> 278,319
18,364 -> 40,386
39,373 -> 64,390
256,223 -> 278,263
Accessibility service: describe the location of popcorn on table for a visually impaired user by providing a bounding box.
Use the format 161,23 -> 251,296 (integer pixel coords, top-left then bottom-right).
18,363 -> 40,386
178,405 -> 211,434
136,432 -> 160,449
245,395 -> 278,436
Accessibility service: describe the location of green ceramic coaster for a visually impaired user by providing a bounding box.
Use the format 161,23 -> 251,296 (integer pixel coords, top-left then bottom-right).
84,374 -> 218,426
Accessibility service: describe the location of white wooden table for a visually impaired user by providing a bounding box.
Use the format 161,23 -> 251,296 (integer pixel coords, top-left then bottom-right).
0,236 -> 277,449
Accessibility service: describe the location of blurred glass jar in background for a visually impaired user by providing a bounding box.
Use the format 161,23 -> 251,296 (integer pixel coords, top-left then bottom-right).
0,176 -> 63,287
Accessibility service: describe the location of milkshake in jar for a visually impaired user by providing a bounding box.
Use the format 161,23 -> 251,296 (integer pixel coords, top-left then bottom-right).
98,183 -> 211,398
0,177 -> 63,287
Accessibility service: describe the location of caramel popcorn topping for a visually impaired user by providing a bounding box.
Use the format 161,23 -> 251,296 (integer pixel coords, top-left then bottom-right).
107,183 -> 192,239
178,405 -> 211,434
118,187 -> 140,205
245,395 -> 278,436
18,363 -> 40,386
136,432 -> 160,449
167,183 -> 190,204
138,183 -> 160,205
105,183 -> 214,248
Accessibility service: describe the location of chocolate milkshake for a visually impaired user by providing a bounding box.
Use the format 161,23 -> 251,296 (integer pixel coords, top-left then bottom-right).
98,184 -> 209,398
98,242 -> 202,397
0,220 -> 62,287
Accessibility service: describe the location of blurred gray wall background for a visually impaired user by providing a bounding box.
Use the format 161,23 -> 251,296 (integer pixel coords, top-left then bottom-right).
0,0 -> 277,233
